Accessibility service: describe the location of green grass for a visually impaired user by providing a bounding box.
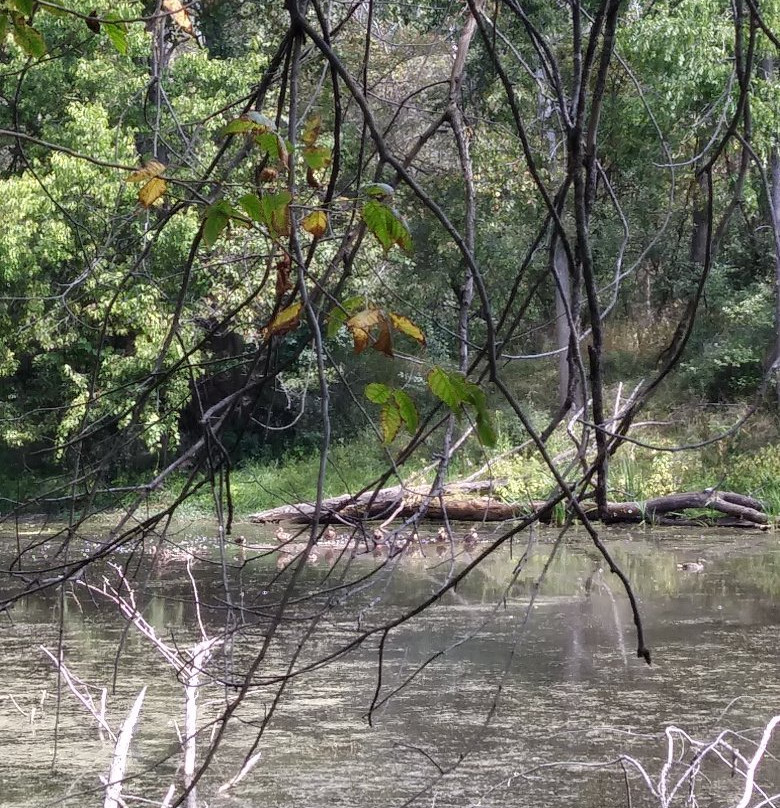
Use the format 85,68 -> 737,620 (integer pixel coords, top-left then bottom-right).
189,432 -> 427,515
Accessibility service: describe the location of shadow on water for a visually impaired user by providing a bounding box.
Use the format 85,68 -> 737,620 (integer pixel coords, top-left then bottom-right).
1,520 -> 779,807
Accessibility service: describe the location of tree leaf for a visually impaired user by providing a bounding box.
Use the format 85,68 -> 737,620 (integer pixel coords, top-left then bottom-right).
427,366 -> 463,412
327,297 -> 365,338
352,327 -> 370,354
326,307 -> 347,338
346,308 -> 383,334
389,312 -> 425,345
220,118 -> 256,137
137,177 -> 167,207
365,382 -> 391,404
301,114 -> 321,147
301,209 -> 327,238
373,320 -> 394,356
379,402 -> 401,444
103,16 -> 128,55
0,13 -> 9,43
162,0 -> 194,35
475,410 -> 497,447
12,16 -> 45,58
202,201 -> 233,247
266,302 -> 302,339
256,131 -> 282,161
361,199 -> 412,254
85,11 -> 100,34
363,182 -> 395,200
392,389 -> 418,433
275,254 -> 292,298
127,160 -> 166,183
238,193 -> 263,221
303,145 -> 331,171
260,190 -> 291,237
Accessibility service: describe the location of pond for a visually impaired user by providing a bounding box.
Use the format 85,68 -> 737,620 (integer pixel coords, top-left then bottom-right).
1,520 -> 779,807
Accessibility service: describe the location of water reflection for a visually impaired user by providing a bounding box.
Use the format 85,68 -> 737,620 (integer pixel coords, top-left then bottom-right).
0,522 -> 779,807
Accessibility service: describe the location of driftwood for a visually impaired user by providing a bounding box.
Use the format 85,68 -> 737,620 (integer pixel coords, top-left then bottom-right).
249,484 -> 770,528
249,479 -> 513,524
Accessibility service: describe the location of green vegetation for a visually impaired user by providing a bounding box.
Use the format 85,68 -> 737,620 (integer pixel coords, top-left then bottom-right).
0,0 -> 778,523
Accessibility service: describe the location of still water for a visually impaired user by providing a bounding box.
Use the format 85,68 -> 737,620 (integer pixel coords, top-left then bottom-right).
1,520 -> 779,807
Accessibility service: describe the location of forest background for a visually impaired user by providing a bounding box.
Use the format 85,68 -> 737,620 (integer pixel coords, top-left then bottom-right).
0,0 -> 779,522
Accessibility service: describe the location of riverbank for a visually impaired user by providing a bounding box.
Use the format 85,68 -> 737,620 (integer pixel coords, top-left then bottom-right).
3,405 -> 780,521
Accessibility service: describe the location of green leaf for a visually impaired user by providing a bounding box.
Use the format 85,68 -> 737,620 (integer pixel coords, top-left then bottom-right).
256,131 -> 281,161
326,307 -> 347,338
361,199 -> 412,254
427,366 -> 464,412
327,297 -> 365,338
379,402 -> 401,444
103,15 -> 128,55
363,182 -> 395,200
238,193 -> 263,221
202,201 -> 233,248
303,145 -> 331,171
365,382 -> 391,404
220,118 -> 255,137
0,13 -> 10,43
12,16 -> 45,58
259,190 -> 291,238
392,389 -> 418,433
475,410 -> 497,447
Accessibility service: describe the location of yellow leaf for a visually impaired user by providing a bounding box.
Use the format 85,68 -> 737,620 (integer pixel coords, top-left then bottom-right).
265,302 -> 302,340
389,312 -> 425,345
138,177 -> 167,207
128,160 -> 166,183
301,114 -> 321,147
301,209 -> 327,238
162,0 -> 193,34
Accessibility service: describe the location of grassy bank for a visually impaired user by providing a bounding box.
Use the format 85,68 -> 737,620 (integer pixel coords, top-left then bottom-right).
4,405 -> 780,520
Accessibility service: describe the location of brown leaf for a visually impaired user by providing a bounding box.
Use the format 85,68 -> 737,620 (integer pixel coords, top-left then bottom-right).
258,166 -> 278,184
306,166 -> 321,190
162,0 -> 193,34
373,321 -> 394,357
86,10 -> 100,33
138,177 -> 167,207
275,255 -> 292,299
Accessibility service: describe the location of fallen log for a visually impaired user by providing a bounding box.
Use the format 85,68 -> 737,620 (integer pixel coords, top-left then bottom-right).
248,479 -> 512,524
589,490 -> 769,527
249,485 -> 769,528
